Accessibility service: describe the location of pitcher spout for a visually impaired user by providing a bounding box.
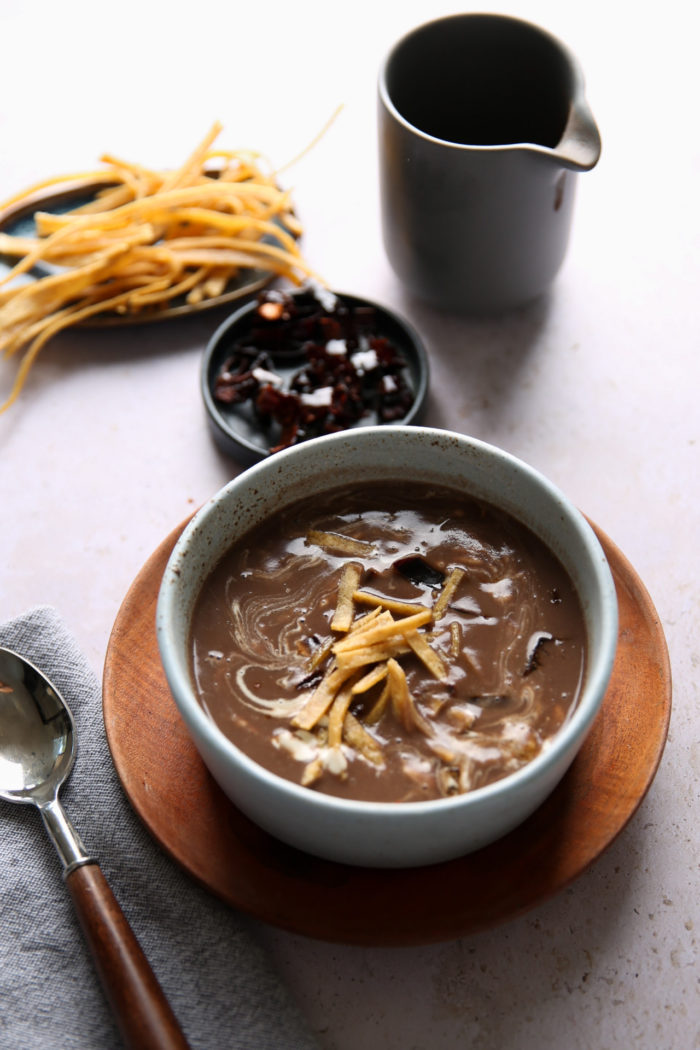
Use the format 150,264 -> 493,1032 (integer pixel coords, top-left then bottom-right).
551,93 -> 601,172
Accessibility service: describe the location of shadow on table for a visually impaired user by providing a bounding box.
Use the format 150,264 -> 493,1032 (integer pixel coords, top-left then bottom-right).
394,286 -> 554,438
284,795 -> 659,1050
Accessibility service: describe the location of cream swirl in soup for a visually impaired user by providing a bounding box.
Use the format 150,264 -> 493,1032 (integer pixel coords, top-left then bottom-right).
190,482 -> 586,803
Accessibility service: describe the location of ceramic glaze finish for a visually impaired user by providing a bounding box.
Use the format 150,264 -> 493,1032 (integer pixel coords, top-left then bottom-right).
156,426 -> 617,867
378,13 -> 601,313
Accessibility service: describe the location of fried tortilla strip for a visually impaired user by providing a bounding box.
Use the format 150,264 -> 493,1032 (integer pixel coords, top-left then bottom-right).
0,233 -> 49,258
347,608 -> 391,634
202,268 -> 230,298
334,610 -> 394,651
343,712 -> 384,766
352,590 -> 430,617
300,756 -> 323,787
406,631 -> 448,680
333,609 -> 431,653
334,638 -> 410,672
386,658 -> 432,735
0,242 -> 133,333
327,679 -> 358,747
0,124 -> 322,413
307,635 -> 334,673
433,567 -> 466,620
307,609 -> 382,673
0,169 -> 121,211
364,680 -> 391,725
351,662 -> 389,694
292,661 -> 357,731
159,120 -> 223,193
430,741 -> 460,765
125,266 -> 207,307
32,182 -> 296,237
0,281 -> 165,412
150,245 -> 313,278
348,607 -> 382,632
306,530 -> 375,558
149,209 -> 301,252
330,562 -> 362,632
186,267 -> 230,305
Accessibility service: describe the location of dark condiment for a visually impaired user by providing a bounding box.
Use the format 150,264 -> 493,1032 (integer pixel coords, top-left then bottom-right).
213,290 -> 415,452
394,555 -> 446,589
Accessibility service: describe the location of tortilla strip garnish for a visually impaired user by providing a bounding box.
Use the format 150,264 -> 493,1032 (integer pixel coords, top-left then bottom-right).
301,756 -> 324,786
0,122 -> 319,413
333,639 -> 411,673
386,658 -> 432,735
351,663 -> 390,694
292,661 -> 357,731
344,608 -> 393,637
342,712 -> 384,766
364,680 -> 391,726
307,636 -> 334,673
289,539 -> 470,782
327,679 -> 359,747
433,567 -> 466,620
405,631 -> 448,680
333,609 -> 431,653
330,562 -> 362,632
352,589 -> 431,617
347,607 -> 383,632
306,530 -> 375,557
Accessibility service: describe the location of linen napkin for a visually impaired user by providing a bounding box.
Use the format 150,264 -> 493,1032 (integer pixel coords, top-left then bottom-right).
0,606 -> 321,1050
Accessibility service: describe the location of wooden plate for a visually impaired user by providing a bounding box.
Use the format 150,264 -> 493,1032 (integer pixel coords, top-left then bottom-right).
103,521 -> 671,946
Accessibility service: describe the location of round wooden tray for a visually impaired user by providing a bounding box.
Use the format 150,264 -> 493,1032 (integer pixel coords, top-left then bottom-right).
103,520 -> 671,947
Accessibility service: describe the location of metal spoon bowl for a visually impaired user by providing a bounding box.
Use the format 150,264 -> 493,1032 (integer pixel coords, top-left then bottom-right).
0,646 -> 190,1050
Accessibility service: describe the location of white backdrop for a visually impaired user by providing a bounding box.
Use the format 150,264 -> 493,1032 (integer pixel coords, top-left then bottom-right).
1,1 -> 698,1047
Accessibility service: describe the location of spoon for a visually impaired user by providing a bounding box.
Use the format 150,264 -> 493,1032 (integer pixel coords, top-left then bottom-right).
0,646 -> 191,1050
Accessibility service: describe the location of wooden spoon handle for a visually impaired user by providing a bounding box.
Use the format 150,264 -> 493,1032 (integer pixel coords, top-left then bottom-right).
66,862 -> 191,1050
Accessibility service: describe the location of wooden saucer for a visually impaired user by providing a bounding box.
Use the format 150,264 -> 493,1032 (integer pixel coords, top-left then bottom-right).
103,521 -> 671,947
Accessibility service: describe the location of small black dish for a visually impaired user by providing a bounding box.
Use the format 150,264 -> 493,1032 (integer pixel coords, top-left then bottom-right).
201,287 -> 430,463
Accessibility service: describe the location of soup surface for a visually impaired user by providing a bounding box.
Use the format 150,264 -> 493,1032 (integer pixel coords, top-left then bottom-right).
190,482 -> 586,803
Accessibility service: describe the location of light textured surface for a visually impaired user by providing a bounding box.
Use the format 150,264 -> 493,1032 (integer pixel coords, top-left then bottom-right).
0,1 -> 698,1047
0,608 -> 321,1050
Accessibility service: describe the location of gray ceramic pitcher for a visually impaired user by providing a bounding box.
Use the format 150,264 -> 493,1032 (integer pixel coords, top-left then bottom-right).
378,14 -> 601,313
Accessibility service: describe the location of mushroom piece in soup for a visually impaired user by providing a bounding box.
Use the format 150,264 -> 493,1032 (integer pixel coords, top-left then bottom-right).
189,481 -> 586,803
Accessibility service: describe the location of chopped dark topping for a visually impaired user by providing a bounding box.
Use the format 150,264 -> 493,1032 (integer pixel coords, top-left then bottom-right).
393,555 -> 445,589
294,669 -> 324,691
523,631 -> 555,675
213,349 -> 277,404
213,289 -> 415,452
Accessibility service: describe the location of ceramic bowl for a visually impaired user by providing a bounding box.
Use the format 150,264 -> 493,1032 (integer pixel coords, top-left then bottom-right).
201,287 -> 429,464
156,426 -> 618,868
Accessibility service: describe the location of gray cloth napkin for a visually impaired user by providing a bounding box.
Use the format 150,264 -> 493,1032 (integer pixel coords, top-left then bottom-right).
0,606 -> 320,1050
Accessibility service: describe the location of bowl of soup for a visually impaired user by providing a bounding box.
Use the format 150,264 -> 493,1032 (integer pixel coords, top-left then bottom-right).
156,426 -> 618,867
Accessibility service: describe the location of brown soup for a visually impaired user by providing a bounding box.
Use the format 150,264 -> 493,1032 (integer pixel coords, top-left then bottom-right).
190,482 -> 586,803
